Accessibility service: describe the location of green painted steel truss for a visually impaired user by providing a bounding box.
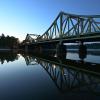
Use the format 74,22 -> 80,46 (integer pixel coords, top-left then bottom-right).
25,11 -> 100,43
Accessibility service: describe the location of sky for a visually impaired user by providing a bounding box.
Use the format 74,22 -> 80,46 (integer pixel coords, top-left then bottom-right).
0,0 -> 100,41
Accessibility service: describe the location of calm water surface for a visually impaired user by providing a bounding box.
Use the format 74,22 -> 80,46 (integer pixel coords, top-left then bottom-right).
0,51 -> 100,100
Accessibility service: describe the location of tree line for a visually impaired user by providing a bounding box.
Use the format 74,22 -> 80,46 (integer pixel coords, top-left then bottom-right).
0,34 -> 19,49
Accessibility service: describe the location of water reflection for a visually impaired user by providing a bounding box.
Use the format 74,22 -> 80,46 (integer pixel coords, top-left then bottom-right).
39,61 -> 100,94
0,50 -> 100,99
21,52 -> 100,95
68,49 -> 100,56
0,51 -> 19,64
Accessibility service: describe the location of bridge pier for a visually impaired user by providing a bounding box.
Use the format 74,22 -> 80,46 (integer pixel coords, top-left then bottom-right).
25,45 -> 28,52
28,42 -> 67,59
56,42 -> 66,59
79,41 -> 87,61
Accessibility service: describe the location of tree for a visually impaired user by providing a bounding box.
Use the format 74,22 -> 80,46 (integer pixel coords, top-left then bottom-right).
0,34 -> 20,49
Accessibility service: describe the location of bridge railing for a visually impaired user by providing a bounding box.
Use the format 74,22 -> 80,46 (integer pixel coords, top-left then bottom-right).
36,12 -> 100,42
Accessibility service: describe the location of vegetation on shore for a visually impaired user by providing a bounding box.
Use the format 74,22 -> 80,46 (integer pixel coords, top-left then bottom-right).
0,34 -> 19,49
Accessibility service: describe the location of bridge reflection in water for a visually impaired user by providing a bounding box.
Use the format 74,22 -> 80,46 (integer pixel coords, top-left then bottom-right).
21,52 -> 100,95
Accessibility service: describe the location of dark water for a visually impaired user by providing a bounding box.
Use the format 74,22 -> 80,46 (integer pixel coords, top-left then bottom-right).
0,50 -> 100,100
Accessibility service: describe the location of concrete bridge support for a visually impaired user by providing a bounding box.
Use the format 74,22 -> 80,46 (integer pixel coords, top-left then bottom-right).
25,42 -> 67,59
25,45 -> 28,52
79,41 -> 87,61
56,42 -> 66,59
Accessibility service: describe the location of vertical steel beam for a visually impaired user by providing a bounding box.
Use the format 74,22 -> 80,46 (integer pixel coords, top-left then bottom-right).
89,17 -> 92,33
81,18 -> 84,34
60,13 -> 63,38
54,22 -> 56,38
68,17 -> 69,36
77,17 -> 80,35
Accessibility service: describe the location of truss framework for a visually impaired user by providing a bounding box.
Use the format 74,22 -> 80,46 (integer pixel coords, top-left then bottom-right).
24,12 -> 100,43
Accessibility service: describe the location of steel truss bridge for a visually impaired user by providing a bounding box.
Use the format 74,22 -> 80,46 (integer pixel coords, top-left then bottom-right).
24,11 -> 100,44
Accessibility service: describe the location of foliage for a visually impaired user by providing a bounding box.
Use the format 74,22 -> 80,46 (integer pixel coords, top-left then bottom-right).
0,34 -> 19,48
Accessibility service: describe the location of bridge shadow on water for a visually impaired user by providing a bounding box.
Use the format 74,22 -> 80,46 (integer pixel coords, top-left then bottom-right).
20,49 -> 100,96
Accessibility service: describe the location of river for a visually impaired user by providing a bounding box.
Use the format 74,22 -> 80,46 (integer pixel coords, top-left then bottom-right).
0,50 -> 100,100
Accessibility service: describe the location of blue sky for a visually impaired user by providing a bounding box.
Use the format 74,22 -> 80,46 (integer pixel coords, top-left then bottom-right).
0,0 -> 100,41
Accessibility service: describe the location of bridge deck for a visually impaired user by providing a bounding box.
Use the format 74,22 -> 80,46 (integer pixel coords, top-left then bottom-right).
31,32 -> 100,44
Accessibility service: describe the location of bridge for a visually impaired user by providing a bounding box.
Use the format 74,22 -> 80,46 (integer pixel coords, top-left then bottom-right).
20,11 -> 100,54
